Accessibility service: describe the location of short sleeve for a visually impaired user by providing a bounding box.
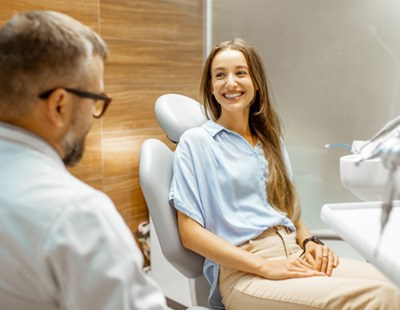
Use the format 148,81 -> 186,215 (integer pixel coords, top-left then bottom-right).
169,138 -> 205,227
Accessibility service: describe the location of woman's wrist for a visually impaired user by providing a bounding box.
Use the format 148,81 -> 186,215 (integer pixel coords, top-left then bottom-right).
302,236 -> 324,250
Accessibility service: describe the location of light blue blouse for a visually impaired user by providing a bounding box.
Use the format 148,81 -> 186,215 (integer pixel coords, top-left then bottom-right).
169,120 -> 295,309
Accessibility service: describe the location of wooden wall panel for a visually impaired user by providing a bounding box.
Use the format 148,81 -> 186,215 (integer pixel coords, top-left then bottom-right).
0,0 -> 99,31
0,0 -> 204,237
99,0 -> 204,233
100,0 -> 202,42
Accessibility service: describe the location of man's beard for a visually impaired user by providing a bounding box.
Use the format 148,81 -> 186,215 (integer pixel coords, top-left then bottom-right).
63,135 -> 86,167
61,103 -> 91,167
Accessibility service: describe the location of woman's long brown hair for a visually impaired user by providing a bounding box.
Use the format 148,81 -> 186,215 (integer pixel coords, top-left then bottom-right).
199,38 -> 300,221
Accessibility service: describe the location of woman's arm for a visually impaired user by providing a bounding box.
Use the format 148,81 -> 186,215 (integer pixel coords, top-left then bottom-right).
294,218 -> 339,276
294,218 -> 313,247
178,211 -> 324,280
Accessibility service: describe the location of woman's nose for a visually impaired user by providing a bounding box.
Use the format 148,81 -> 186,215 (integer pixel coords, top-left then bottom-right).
226,74 -> 237,88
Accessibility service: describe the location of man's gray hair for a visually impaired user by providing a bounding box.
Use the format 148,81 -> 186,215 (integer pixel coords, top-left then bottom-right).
0,10 -> 108,119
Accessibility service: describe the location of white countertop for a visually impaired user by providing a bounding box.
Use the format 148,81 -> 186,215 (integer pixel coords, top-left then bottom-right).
321,201 -> 400,287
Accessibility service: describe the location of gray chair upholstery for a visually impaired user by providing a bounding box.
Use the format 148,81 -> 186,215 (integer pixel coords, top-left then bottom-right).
139,94 -> 210,308
139,139 -> 205,278
155,93 -> 208,143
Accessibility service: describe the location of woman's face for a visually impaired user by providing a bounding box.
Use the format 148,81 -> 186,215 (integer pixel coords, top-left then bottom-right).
211,49 -> 256,117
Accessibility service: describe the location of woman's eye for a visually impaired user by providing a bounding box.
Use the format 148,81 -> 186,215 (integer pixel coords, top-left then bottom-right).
215,72 -> 225,79
237,70 -> 247,76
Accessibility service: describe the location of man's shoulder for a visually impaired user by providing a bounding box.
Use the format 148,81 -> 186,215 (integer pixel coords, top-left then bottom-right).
1,148 -> 112,218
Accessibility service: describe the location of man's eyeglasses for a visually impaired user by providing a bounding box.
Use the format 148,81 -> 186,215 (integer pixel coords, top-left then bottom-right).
39,88 -> 112,119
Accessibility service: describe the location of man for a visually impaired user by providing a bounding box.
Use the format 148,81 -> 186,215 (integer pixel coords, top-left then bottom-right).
0,11 -> 167,309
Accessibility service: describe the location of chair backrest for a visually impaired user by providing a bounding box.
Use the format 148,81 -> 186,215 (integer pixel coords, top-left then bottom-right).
139,139 -> 205,278
139,93 -> 208,279
155,93 -> 207,143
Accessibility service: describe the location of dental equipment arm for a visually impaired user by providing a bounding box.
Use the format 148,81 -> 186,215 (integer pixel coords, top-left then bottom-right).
368,135 -> 400,257
358,114 -> 400,153
326,116 -> 400,256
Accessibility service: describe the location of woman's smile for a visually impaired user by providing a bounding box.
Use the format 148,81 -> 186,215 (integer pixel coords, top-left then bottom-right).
223,92 -> 244,100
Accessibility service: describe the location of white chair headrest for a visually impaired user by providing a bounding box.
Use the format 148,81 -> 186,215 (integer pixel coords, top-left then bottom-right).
155,94 -> 208,143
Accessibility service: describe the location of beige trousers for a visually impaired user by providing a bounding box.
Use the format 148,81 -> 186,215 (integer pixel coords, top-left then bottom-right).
219,226 -> 400,310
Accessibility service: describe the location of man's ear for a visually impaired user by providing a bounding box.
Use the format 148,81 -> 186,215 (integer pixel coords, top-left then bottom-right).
43,88 -> 69,127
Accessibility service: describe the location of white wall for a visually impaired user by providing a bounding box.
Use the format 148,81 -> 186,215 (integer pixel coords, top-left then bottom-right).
211,0 -> 400,229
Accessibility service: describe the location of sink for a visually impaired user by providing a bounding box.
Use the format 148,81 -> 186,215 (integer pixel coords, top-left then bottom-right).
339,118 -> 400,201
340,154 -> 389,201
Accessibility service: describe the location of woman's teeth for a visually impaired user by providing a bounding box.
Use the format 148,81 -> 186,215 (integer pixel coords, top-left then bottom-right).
224,93 -> 241,99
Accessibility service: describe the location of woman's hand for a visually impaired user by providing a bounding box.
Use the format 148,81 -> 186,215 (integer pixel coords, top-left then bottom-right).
303,242 -> 339,276
294,219 -> 340,276
178,212 -> 326,281
258,256 -> 325,280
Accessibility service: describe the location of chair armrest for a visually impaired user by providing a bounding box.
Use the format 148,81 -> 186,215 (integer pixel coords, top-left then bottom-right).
311,228 -> 343,241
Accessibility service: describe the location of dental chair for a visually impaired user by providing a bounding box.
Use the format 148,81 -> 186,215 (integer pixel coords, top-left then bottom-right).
139,94 -> 211,309
139,94 -> 342,309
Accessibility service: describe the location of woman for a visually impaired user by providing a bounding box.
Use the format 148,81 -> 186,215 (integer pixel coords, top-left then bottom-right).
169,38 -> 400,309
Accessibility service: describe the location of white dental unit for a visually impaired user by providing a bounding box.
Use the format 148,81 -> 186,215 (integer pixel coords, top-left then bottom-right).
321,116 -> 400,287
